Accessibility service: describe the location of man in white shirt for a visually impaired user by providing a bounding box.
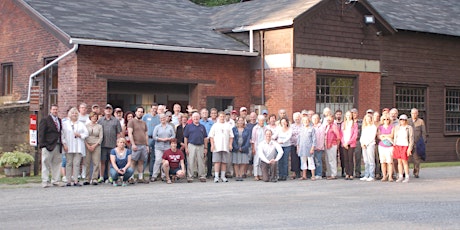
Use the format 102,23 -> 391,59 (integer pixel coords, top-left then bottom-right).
208,111 -> 234,182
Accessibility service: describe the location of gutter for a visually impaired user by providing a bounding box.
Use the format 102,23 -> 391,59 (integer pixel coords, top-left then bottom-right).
69,38 -> 258,57
14,44 -> 79,104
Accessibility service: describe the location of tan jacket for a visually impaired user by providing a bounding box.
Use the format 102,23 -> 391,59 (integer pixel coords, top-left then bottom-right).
393,125 -> 414,152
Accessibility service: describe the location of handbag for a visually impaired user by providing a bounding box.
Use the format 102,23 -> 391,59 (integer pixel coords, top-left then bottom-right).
381,139 -> 393,147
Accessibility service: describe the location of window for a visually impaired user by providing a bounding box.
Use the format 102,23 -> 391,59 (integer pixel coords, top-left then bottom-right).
316,75 -> 355,113
395,86 -> 426,119
206,97 -> 233,111
445,88 -> 460,133
1,64 -> 13,96
44,59 -> 58,108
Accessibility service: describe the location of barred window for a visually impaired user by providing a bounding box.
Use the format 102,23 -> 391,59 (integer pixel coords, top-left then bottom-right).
395,86 -> 426,119
2,64 -> 13,96
445,88 -> 460,133
316,75 -> 355,114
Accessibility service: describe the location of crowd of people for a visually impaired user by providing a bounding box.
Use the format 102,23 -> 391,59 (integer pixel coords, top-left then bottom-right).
38,102 -> 427,188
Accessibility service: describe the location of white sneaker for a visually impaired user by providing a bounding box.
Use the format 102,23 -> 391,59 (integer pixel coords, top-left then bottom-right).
360,177 -> 368,181
214,177 -> 219,183
366,177 -> 375,182
396,177 -> 404,183
402,178 -> 409,183
62,176 -> 68,183
315,175 -> 322,180
221,177 -> 228,182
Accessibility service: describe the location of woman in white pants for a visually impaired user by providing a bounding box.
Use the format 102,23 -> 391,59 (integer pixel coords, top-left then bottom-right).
360,114 -> 377,181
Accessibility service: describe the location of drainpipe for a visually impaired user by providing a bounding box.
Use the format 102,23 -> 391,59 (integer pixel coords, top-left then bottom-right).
14,44 -> 79,104
260,31 -> 265,104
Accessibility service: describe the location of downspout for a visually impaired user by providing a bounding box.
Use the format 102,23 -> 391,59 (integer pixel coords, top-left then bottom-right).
14,44 -> 79,104
260,31 -> 265,104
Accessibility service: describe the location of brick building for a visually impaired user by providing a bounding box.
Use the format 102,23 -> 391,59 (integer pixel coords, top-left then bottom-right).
1,0 -> 459,161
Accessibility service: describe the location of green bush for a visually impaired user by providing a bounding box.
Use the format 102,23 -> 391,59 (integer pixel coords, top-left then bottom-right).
0,151 -> 35,168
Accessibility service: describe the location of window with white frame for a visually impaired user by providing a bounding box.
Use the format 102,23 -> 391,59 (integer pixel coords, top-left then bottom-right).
445,88 -> 460,133
316,75 -> 355,114
395,86 -> 426,120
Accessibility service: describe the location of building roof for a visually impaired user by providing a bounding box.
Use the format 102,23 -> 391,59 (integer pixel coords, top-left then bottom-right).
210,0 -> 322,31
21,0 -> 254,55
20,0 -> 459,56
368,0 -> 460,37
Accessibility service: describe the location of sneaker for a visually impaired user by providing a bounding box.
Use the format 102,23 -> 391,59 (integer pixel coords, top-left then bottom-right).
360,177 -> 368,181
83,181 -> 90,185
402,178 -> 409,183
214,177 -> 219,183
113,182 -> 118,187
396,177 -> 404,183
108,177 -> 113,183
187,178 -> 193,183
221,177 -> 228,183
137,178 -> 145,183
128,178 -> 135,184
62,176 -> 68,183
97,177 -> 104,183
92,181 -> 98,185
42,182 -> 50,188
199,177 -> 207,182
150,176 -> 156,182
122,182 -> 127,187
366,177 -> 375,182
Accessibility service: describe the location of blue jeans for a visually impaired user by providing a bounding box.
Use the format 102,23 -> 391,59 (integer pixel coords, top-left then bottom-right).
110,167 -> 134,181
314,150 -> 324,177
147,139 -> 155,177
279,146 -> 291,179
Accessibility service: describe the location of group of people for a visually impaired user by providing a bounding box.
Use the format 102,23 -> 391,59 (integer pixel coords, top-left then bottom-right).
38,102 -> 427,188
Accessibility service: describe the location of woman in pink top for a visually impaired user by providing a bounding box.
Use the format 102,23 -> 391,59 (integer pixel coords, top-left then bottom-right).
377,114 -> 394,182
341,111 -> 358,180
324,115 -> 341,179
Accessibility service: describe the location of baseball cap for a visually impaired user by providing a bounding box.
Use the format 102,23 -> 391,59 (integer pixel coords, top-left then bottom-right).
399,114 -> 408,120
240,107 -> 247,112
91,104 -> 99,109
262,109 -> 268,115
231,110 -> 238,114
301,110 -> 308,115
224,109 -> 231,115
105,104 -> 113,110
351,108 -> 358,113
366,109 -> 374,114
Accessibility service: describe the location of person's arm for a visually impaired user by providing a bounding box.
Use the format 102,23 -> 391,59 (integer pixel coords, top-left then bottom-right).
407,126 -> 414,154
125,154 -> 132,172
421,120 -> 427,143
110,151 -> 118,171
79,123 -> 89,140
96,125 -> 103,147
273,142 -> 284,162
310,128 -> 316,154
128,126 -> 136,151
184,137 -> 189,155
257,143 -> 269,163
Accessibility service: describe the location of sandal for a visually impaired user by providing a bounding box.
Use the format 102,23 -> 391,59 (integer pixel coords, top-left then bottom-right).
166,179 -> 172,184
311,177 -> 316,181
298,177 -> 306,180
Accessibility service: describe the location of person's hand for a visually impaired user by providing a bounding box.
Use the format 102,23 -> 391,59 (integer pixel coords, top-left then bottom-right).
132,144 -> 138,151
63,145 -> 68,153
229,145 -> 233,152
118,168 -> 125,175
407,149 -> 412,156
362,145 -> 366,149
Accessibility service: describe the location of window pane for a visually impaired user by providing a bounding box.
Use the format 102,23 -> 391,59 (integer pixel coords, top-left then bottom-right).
316,75 -> 355,113
445,88 -> 460,133
2,64 -> 13,96
395,86 -> 426,120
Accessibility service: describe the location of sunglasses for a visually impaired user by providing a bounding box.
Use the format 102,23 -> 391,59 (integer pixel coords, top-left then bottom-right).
383,119 -> 389,120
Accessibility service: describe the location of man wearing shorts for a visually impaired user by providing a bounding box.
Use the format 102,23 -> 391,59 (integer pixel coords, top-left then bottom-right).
208,111 -> 234,183
128,106 -> 149,183
162,139 -> 186,184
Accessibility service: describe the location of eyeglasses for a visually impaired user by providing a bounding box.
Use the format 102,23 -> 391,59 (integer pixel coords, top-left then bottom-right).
383,119 -> 389,121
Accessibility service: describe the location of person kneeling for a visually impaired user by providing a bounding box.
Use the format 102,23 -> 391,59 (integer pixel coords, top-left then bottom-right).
258,130 -> 284,182
110,138 -> 134,187
162,139 -> 186,184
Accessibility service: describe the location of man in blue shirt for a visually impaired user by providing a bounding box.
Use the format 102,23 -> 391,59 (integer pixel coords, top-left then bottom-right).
184,112 -> 208,182
142,103 -> 160,182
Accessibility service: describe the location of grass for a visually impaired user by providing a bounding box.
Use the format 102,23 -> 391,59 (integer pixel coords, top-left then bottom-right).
0,174 -> 41,185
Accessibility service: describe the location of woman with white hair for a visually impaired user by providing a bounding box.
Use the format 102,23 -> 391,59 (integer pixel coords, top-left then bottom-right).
61,107 -> 88,186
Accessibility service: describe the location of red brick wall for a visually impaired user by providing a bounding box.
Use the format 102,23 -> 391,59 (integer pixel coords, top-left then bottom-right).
76,46 -> 251,111
0,0 -> 75,117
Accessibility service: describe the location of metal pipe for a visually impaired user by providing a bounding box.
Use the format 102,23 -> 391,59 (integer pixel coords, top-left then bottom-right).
260,31 -> 265,104
14,44 -> 79,104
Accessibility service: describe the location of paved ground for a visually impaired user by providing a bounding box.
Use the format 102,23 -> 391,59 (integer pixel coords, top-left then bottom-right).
1,166 -> 459,230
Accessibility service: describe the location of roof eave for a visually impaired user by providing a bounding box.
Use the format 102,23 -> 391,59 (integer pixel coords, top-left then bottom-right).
69,38 -> 259,57
231,20 -> 293,32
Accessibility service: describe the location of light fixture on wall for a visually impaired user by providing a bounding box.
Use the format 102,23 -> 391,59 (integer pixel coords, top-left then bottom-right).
364,15 -> 375,24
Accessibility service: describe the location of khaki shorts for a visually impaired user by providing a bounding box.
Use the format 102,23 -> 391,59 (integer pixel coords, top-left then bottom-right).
212,151 -> 229,163
131,145 -> 148,162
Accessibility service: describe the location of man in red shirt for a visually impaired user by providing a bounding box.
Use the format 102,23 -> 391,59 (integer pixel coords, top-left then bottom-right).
162,138 -> 186,184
